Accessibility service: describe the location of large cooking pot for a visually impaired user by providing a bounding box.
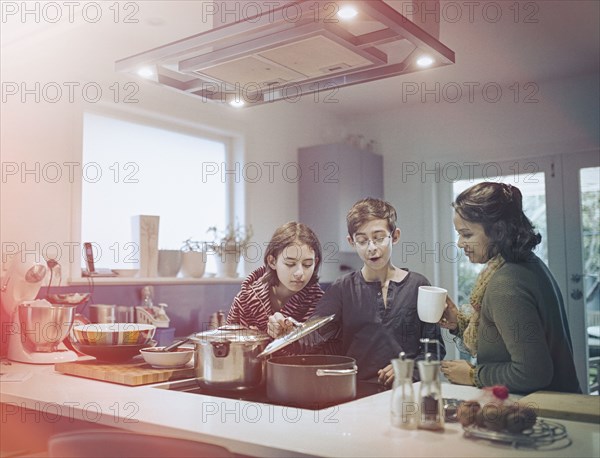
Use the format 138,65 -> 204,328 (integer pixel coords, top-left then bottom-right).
267,355 -> 358,408
190,324 -> 270,390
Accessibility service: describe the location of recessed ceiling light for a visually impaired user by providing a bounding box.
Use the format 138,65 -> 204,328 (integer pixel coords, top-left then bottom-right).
229,99 -> 245,108
416,56 -> 435,67
338,6 -> 358,19
137,67 -> 154,78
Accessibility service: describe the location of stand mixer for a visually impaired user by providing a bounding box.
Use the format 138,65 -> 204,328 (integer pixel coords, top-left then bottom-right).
1,253 -> 77,364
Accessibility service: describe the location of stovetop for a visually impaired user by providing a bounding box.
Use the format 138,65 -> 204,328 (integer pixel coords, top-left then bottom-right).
154,379 -> 389,411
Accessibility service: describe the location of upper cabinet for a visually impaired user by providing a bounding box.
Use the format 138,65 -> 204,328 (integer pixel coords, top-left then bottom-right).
298,143 -> 383,253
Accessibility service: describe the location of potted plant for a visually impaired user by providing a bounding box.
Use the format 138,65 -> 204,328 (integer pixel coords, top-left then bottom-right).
207,222 -> 253,278
179,238 -> 207,278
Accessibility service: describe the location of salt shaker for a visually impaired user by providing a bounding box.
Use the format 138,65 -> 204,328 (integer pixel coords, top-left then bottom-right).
417,352 -> 445,431
391,352 -> 417,429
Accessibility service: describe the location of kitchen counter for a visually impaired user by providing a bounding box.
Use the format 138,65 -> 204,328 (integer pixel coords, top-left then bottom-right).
1,361 -> 598,457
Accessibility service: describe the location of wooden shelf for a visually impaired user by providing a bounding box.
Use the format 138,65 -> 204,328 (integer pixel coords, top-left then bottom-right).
67,276 -> 244,286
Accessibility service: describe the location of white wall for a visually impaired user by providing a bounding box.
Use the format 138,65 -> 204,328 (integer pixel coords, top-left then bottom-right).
2,9 -> 598,285
0,19 -> 345,277
342,73 -> 600,285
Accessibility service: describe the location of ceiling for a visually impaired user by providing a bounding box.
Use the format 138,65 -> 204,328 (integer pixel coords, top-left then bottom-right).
114,1 -> 456,106
1,0 -> 599,117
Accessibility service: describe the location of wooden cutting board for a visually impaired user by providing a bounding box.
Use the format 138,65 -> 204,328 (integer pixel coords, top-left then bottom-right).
55,359 -> 196,386
517,391 -> 600,423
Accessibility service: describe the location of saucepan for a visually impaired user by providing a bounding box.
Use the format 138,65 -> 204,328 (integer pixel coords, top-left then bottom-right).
266,354 -> 357,408
257,314 -> 358,407
89,304 -> 134,324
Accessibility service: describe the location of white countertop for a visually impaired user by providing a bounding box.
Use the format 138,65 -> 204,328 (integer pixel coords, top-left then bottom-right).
1,361 -> 598,457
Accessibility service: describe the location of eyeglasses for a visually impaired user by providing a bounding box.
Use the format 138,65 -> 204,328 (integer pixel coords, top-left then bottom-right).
353,234 -> 391,248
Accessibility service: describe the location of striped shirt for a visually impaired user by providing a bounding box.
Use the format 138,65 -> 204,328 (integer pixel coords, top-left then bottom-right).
226,266 -> 324,332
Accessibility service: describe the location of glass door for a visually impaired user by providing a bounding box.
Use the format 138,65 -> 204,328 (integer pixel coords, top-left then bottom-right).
561,151 -> 600,393
448,152 -> 600,393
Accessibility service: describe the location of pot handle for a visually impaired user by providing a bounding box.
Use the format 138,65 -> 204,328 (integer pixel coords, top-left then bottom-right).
316,365 -> 358,377
211,341 -> 230,358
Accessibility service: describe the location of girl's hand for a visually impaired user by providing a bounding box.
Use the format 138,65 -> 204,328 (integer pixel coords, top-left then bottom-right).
439,296 -> 459,331
267,312 -> 296,338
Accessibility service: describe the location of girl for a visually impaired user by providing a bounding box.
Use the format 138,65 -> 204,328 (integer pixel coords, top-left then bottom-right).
226,222 -> 324,332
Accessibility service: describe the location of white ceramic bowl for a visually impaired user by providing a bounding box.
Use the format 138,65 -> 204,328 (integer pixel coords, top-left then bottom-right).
140,346 -> 194,368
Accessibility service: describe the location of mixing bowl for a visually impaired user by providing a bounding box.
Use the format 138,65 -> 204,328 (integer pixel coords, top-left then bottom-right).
18,301 -> 77,352
73,340 -> 157,363
72,323 -> 156,346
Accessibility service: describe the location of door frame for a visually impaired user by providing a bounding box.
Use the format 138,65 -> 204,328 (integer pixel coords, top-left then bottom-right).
559,150 -> 600,392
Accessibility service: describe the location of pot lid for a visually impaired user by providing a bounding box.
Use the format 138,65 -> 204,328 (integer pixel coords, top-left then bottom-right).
257,314 -> 335,358
191,324 -> 270,344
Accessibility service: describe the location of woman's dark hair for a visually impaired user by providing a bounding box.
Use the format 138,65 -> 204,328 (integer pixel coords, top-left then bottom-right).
452,182 -> 541,262
262,222 -> 322,287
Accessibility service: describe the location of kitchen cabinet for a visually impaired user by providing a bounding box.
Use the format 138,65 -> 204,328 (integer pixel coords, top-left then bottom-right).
298,143 -> 383,252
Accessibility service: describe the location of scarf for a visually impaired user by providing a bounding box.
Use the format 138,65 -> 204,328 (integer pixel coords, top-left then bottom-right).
459,254 -> 505,356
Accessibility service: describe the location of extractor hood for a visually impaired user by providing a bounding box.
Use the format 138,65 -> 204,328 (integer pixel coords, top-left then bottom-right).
116,1 -> 455,107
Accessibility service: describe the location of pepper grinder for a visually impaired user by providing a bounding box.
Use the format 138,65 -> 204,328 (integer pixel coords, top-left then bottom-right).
391,352 -> 417,429
417,352 -> 444,431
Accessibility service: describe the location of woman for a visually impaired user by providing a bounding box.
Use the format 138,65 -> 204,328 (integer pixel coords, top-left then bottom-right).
440,182 -> 581,394
226,221 -> 324,332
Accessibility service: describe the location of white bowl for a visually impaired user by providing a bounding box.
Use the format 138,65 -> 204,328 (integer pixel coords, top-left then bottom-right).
140,346 -> 194,368
112,269 -> 139,277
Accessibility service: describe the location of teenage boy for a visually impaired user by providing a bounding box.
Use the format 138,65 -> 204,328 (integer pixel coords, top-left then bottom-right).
268,198 -> 445,385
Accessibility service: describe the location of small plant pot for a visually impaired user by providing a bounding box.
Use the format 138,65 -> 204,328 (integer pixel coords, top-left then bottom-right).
180,251 -> 207,278
215,251 -> 240,278
157,250 -> 182,277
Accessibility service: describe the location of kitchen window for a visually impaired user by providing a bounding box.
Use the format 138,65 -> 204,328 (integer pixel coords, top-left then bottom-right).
81,112 -> 230,272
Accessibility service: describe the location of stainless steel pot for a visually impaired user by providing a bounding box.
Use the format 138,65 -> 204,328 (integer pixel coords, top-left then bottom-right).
190,325 -> 270,390
267,355 -> 358,408
18,301 -> 77,352
89,304 -> 134,323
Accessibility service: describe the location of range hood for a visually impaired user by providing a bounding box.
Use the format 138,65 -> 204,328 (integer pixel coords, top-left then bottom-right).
116,1 -> 455,107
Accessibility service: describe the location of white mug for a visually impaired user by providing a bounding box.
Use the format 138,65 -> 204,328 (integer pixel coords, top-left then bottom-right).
417,286 -> 447,323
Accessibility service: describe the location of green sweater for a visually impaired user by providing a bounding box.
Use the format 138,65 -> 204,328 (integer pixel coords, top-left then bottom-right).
472,255 -> 581,394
